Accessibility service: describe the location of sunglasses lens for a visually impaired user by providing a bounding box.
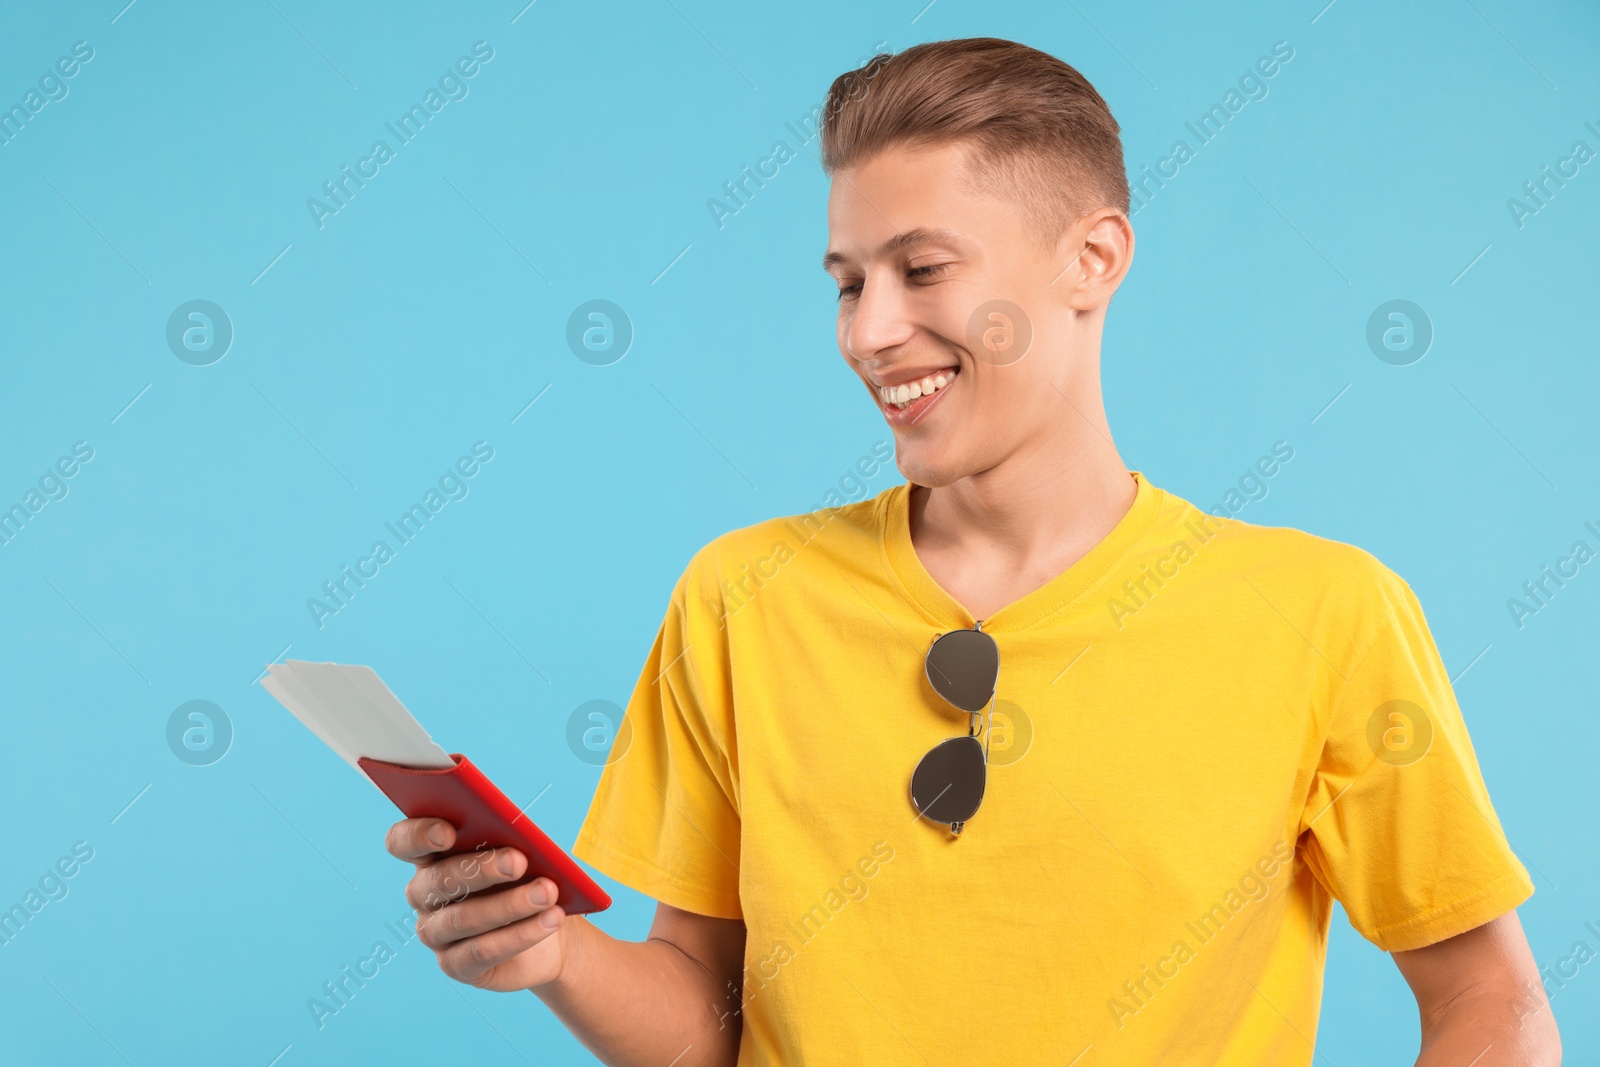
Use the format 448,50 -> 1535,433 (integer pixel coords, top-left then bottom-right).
925,629 -> 999,713
910,735 -> 986,824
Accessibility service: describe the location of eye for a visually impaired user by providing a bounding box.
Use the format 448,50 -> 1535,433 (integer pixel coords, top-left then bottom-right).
836,263 -> 952,302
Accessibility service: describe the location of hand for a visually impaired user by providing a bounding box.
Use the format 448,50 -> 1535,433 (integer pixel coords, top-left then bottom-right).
385,817 -> 570,992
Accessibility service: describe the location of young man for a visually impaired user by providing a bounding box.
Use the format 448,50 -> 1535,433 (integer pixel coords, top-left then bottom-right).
384,38 -> 1560,1065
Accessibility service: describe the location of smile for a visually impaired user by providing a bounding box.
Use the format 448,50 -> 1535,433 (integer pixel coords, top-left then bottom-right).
879,368 -> 958,411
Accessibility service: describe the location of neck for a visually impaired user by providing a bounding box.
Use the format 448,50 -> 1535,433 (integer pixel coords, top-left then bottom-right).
909,384 -> 1134,567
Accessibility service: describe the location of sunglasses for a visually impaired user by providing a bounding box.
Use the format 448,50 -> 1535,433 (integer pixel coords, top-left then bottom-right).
910,622 -> 1000,836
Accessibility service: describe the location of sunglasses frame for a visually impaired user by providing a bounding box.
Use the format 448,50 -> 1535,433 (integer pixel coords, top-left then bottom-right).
910,620 -> 999,836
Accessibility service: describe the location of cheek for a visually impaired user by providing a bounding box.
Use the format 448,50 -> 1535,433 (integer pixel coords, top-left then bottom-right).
980,367 -> 1047,423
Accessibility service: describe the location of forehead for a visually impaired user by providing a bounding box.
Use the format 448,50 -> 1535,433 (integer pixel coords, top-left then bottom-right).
822,141 -> 1016,268
826,141 -> 973,224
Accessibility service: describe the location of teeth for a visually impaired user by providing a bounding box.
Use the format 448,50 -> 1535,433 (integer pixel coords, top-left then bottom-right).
880,370 -> 956,409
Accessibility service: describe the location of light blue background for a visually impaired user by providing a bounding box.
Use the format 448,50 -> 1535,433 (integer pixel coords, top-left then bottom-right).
2,0 -> 1596,1063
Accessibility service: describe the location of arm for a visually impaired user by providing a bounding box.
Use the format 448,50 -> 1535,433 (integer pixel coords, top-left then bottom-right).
1392,910 -> 1560,1065
536,902 -> 746,1066
387,817 -> 746,1067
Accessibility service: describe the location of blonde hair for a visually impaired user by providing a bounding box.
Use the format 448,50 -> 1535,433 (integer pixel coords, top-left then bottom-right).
819,37 -> 1130,246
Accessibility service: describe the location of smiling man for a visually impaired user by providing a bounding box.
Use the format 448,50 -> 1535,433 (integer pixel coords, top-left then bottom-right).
383,38 -> 1560,1065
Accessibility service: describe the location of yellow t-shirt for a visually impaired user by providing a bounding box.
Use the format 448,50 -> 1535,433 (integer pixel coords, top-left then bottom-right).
571,470 -> 1533,1065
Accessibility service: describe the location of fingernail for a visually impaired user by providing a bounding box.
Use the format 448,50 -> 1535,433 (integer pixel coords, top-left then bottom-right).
527,882 -> 549,906
497,852 -> 518,876
539,907 -> 562,929
427,828 -> 448,849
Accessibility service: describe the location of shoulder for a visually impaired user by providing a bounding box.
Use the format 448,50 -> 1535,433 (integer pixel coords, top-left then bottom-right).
669,487 -> 894,610
1153,485 -> 1416,627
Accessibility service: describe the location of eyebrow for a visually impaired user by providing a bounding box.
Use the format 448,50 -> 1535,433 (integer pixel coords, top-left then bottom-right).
821,227 -> 965,273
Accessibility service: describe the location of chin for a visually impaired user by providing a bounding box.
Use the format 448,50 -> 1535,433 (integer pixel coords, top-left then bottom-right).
891,442 -> 969,489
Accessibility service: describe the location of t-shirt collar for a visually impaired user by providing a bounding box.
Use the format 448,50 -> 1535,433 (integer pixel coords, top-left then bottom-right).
880,469 -> 1164,633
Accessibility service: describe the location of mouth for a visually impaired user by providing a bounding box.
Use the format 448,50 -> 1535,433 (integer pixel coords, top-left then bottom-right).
878,367 -> 959,426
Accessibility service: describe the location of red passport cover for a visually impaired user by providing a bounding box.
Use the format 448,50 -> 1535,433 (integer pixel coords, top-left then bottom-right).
358,753 -> 611,916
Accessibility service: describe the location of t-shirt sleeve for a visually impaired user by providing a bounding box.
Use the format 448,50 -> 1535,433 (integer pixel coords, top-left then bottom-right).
1297,569 -> 1534,953
570,558 -> 743,921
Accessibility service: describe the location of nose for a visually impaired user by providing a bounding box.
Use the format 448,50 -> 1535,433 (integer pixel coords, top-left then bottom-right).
842,270 -> 915,367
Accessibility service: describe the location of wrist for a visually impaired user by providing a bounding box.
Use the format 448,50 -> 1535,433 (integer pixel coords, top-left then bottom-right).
531,913 -> 590,999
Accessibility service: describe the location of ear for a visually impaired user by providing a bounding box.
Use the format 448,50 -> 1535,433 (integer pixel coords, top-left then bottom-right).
1055,208 -> 1134,312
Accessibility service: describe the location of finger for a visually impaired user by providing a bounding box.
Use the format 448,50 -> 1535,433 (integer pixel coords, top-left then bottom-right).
416,878 -> 560,950
436,904 -> 567,984
405,846 -> 528,912
386,818 -> 457,863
